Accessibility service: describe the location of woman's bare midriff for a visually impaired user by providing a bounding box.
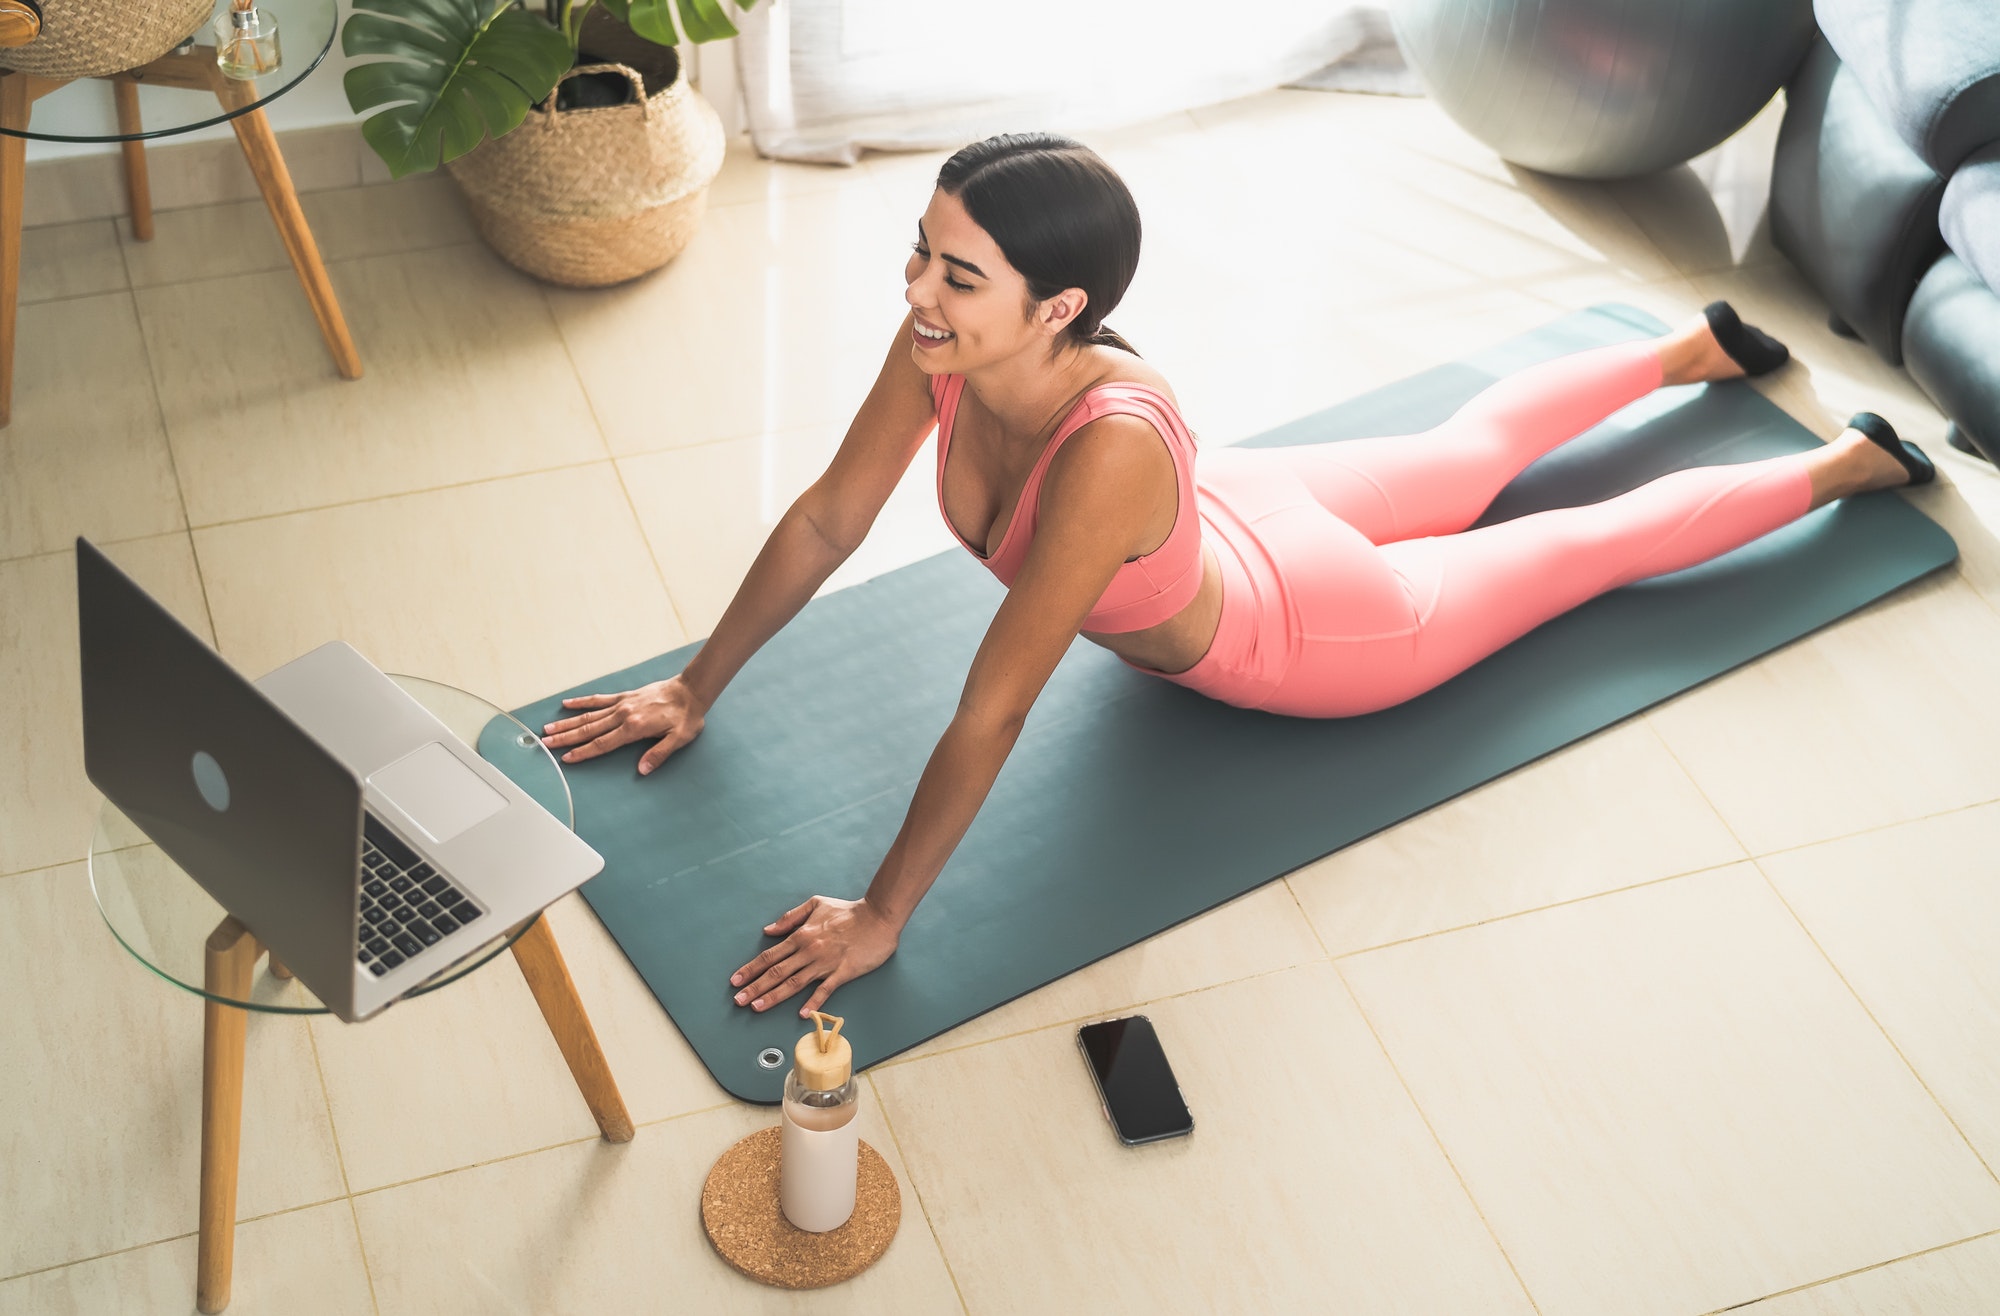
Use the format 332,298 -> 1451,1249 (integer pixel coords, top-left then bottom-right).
1081,542 -> 1226,675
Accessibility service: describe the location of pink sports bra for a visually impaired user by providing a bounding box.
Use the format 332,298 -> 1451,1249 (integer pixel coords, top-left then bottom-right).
931,372 -> 1202,633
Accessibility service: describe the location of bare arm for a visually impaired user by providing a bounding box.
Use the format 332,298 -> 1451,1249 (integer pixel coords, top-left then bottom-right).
679,316 -> 937,708
730,413 -> 1179,1014
540,314 -> 937,772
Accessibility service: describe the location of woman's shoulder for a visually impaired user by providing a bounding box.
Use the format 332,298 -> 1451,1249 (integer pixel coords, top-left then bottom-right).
1080,347 -> 1182,415
1055,354 -> 1196,472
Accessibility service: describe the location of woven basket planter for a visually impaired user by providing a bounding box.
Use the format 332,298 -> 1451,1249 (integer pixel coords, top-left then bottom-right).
447,53 -> 725,289
0,0 -> 211,79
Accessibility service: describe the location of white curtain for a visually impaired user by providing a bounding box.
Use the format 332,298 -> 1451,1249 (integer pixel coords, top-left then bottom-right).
736,0 -> 1410,165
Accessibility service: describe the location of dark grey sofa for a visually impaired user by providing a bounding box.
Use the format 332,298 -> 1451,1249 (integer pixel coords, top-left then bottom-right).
1770,0 -> 2000,461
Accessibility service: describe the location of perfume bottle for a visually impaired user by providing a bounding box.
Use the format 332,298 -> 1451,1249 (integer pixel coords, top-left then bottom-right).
779,1011 -> 860,1233
214,1 -> 281,80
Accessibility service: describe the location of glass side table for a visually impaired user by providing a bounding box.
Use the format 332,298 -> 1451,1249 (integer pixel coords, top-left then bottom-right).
0,0 -> 361,428
88,675 -> 633,1315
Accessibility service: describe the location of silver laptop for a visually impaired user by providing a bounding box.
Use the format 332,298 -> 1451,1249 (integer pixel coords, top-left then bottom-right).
77,537 -> 604,1022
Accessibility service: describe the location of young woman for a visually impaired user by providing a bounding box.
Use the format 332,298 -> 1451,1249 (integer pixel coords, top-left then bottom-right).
540,133 -> 1933,1019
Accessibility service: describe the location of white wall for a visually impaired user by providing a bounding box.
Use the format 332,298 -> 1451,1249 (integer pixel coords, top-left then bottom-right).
24,3 -> 743,162
24,1 -> 366,161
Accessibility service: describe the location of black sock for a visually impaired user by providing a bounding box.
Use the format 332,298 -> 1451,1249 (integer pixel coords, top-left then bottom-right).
1847,411 -> 1935,485
1702,301 -> 1790,376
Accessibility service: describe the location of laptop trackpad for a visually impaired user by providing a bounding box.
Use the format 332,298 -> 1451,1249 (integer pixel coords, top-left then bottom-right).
368,741 -> 507,844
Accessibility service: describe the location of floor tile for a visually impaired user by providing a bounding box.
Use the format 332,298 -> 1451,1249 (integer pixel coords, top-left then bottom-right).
0,862 -> 345,1278
1,291 -> 183,561
136,244 -> 606,526
1511,267 -> 1707,323
0,535 -> 207,878
297,886 -> 730,1200
890,883 -> 1325,1064
192,463 -> 682,710
139,124 -> 366,216
1289,720 -> 1745,956
874,964 -> 1534,1316
708,139 -> 859,210
1688,261 -> 1947,448
20,151 -> 124,230
1193,90 -> 1681,286
1761,802 -> 2000,1173
857,146 -> 954,218
1603,96 -> 1788,279
1341,865 -> 2000,1316
1921,444 -> 2000,616
120,174 -> 479,289
303,917 -> 615,1194
536,891 -> 740,1125
1130,279 -> 1558,452
19,219 -> 126,304
350,1099 -> 962,1314
1734,1231 -> 2000,1315
0,1200 -> 372,1315
544,184 -> 908,456
618,422 -> 955,637
1647,571 -> 2000,856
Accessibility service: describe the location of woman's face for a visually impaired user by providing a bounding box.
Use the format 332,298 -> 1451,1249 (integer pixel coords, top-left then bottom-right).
903,189 -> 1082,373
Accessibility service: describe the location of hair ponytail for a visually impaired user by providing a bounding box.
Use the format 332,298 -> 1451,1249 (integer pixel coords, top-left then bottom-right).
1088,325 -> 1140,356
938,133 -> 1143,357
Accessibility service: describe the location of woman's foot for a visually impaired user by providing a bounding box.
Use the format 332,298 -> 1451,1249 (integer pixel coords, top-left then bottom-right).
1846,411 -> 1934,486
1805,413 -> 1931,508
1656,302 -> 1790,385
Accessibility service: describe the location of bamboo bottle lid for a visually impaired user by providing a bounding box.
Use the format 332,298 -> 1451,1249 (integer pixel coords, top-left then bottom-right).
793,1011 -> 852,1090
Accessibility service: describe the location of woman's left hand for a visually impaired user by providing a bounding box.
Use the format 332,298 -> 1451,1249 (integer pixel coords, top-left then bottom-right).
730,896 -> 901,1016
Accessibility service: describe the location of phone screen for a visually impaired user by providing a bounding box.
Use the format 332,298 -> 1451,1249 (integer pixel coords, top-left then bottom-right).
1077,1015 -> 1193,1145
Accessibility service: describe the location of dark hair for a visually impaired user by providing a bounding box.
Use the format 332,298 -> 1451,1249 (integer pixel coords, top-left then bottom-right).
936,133 -> 1142,356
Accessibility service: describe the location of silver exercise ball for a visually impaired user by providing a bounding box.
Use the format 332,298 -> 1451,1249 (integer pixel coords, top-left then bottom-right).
1390,0 -> 1818,180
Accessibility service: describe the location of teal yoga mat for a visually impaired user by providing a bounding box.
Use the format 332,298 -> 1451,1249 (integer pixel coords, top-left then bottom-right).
502,305 -> 1956,1103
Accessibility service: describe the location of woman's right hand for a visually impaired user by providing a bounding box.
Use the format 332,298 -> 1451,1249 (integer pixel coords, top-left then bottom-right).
538,675 -> 708,776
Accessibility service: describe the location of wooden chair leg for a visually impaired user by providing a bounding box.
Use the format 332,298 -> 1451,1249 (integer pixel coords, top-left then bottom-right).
112,79 -> 152,241
0,73 -> 27,429
199,917 -> 259,1314
216,94 -> 361,380
266,950 -> 293,980
511,914 -> 634,1142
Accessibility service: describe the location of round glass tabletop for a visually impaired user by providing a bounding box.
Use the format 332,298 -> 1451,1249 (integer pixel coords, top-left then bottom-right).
0,0 -> 337,143
88,674 -> 571,1014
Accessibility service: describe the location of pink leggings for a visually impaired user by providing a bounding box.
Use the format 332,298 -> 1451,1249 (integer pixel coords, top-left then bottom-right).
1163,340 -> 1815,717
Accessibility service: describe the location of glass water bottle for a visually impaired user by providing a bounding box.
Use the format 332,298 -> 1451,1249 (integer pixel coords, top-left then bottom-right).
779,1011 -> 860,1232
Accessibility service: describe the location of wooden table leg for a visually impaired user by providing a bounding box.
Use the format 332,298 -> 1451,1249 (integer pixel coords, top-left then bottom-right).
0,72 -> 27,430
215,88 -> 361,380
511,914 -> 635,1143
112,79 -> 152,241
199,917 -> 259,1314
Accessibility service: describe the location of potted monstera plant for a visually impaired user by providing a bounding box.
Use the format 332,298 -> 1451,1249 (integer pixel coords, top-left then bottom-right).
342,0 -> 755,286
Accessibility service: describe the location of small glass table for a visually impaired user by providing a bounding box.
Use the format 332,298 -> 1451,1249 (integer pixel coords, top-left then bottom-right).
89,675 -> 633,1315
0,0 -> 360,429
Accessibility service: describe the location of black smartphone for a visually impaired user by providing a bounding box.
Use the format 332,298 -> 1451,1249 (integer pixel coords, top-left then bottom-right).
1077,1015 -> 1194,1146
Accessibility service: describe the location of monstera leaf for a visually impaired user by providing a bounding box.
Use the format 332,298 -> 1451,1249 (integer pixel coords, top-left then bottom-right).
597,0 -> 748,45
343,0 -> 574,179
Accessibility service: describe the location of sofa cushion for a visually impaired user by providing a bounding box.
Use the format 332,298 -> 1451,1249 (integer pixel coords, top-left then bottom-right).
1940,146 -> 2000,296
1817,0 -> 2000,172
1772,38 -> 1947,364
1903,254 -> 2000,461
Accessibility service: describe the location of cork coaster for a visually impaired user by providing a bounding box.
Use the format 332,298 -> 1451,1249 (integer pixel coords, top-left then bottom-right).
700,1126 -> 901,1289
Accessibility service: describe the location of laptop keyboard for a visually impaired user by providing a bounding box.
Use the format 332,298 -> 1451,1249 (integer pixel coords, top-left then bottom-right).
357,813 -> 486,977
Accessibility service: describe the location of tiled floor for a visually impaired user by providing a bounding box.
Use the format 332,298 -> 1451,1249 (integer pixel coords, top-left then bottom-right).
5,88 -> 2000,1314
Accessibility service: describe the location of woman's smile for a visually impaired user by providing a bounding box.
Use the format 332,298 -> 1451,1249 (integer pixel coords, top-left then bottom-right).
911,315 -> 955,349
